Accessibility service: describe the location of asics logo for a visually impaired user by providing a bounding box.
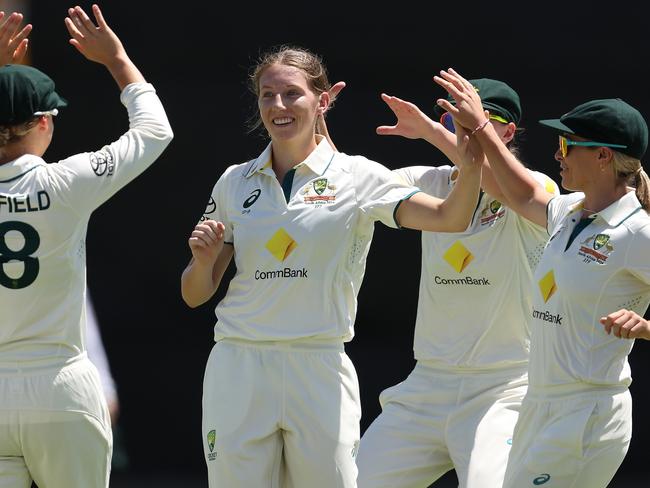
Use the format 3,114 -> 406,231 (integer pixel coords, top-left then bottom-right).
533,473 -> 551,485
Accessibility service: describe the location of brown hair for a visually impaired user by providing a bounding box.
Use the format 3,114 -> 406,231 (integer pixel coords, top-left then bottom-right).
0,117 -> 40,158
247,45 -> 333,134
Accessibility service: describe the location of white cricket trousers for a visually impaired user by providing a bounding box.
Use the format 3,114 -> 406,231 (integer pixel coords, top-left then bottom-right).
0,354 -> 112,488
503,385 -> 631,488
202,338 -> 361,488
357,361 -> 528,488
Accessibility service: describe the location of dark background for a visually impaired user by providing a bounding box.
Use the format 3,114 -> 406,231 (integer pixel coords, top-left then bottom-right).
23,1 -> 650,485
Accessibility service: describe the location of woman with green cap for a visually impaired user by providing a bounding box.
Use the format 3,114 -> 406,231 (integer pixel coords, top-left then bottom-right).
435,67 -> 650,487
0,5 -> 172,487
355,78 -> 559,488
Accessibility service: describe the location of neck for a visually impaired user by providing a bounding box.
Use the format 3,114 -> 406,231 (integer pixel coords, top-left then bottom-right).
582,184 -> 629,214
271,135 -> 318,182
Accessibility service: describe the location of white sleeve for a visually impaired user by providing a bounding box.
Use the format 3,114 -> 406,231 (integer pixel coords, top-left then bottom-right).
46,82 -> 173,215
199,165 -> 238,244
394,165 -> 452,193
626,221 -> 650,285
351,156 -> 420,228
547,193 -> 584,235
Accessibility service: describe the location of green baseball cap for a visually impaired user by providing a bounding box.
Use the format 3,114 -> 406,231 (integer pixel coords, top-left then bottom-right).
0,64 -> 68,125
539,98 -> 648,159
435,78 -> 522,125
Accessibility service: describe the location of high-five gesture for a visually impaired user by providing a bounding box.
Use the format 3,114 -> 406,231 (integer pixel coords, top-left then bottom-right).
0,11 -> 31,65
64,4 -> 143,89
434,68 -> 488,132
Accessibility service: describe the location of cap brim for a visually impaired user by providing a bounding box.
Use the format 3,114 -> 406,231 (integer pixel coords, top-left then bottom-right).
539,118 -> 574,134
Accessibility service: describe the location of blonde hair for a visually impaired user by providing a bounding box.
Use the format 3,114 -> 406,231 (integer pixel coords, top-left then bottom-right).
0,118 -> 40,159
612,151 -> 650,211
247,45 -> 333,135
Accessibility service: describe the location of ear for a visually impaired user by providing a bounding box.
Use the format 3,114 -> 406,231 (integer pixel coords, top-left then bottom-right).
37,115 -> 50,131
597,146 -> 614,167
317,91 -> 331,115
501,122 -> 517,144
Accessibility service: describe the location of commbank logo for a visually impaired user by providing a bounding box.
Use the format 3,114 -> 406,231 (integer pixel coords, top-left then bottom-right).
538,270 -> 556,303
443,241 -> 473,273
265,228 -> 297,261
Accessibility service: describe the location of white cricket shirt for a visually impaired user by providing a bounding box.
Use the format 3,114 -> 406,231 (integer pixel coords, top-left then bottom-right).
529,191 -> 650,388
201,137 -> 419,342
0,83 -> 173,369
396,165 -> 559,368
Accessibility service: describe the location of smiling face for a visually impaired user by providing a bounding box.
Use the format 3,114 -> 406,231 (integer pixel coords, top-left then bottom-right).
257,63 -> 328,147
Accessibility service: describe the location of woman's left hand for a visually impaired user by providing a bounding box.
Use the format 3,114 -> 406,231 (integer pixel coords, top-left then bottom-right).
600,309 -> 650,340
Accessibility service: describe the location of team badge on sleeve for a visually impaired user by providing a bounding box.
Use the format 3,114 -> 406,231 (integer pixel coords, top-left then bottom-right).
89,150 -> 114,176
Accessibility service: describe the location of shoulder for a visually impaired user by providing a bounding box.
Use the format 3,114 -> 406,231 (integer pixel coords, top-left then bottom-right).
527,169 -> 560,195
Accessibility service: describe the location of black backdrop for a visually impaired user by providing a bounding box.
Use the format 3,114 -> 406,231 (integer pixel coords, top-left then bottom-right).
27,1 -> 650,482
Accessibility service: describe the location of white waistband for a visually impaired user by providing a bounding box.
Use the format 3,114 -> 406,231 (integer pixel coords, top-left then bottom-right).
218,337 -> 344,352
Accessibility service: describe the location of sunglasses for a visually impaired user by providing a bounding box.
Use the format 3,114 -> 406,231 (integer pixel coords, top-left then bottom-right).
439,111 -> 509,133
558,135 -> 627,158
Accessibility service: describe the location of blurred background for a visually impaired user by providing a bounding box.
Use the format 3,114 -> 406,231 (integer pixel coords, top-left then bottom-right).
6,0 -> 650,486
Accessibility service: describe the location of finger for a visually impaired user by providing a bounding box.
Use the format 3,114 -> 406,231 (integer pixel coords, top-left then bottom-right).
433,75 -> 464,102
64,15 -> 84,41
0,12 -> 21,40
9,23 -> 31,45
376,125 -> 398,136
438,70 -> 466,94
447,68 -> 474,92
436,98 -> 457,116
69,8 -> 86,33
12,38 -> 28,62
75,6 -> 99,34
91,4 -> 109,31
329,81 -> 346,99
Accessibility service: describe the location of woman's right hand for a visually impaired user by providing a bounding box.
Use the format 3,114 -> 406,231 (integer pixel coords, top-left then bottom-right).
0,11 -> 31,65
188,220 -> 226,266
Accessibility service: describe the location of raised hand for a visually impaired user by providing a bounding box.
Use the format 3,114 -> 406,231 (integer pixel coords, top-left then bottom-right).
0,11 -> 32,65
64,4 -> 125,66
600,309 -> 650,340
377,93 -> 435,140
434,68 -> 486,132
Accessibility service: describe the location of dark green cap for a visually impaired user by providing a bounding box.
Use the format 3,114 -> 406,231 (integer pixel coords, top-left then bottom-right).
539,98 -> 648,159
435,78 -> 522,125
0,64 -> 67,125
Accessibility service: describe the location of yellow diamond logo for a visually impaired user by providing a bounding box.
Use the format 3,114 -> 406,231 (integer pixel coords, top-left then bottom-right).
538,270 -> 557,303
443,241 -> 473,273
265,228 -> 297,261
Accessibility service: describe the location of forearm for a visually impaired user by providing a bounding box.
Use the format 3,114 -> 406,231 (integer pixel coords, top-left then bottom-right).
435,164 -> 482,231
181,259 -> 219,308
474,124 -> 550,225
105,53 -> 145,91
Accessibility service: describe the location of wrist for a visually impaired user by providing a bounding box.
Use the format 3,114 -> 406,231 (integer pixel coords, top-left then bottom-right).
471,119 -> 490,136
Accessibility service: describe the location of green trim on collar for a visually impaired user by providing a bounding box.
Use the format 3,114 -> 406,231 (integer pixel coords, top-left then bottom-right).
281,168 -> 296,204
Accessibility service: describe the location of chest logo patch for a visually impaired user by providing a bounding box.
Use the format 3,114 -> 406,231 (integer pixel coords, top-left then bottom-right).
302,178 -> 336,205
480,200 -> 506,226
538,270 -> 557,303
578,233 -> 613,264
443,241 -> 474,273
265,228 -> 298,261
243,189 -> 261,209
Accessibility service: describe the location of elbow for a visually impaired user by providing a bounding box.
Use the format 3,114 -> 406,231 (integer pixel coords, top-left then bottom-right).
181,292 -> 205,309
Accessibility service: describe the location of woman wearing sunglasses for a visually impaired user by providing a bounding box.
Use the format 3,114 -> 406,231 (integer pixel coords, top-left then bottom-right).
435,68 -> 650,487
355,79 -> 559,488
